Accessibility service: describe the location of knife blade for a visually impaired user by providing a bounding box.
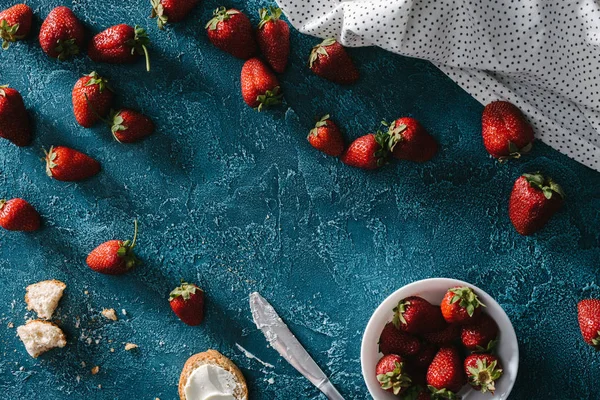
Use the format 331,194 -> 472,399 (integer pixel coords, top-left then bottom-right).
249,292 -> 345,400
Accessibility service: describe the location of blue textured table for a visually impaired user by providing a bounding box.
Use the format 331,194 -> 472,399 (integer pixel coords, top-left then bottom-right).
0,1 -> 599,399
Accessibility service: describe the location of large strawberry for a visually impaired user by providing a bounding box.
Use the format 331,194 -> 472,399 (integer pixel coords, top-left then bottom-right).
0,198 -> 40,232
44,146 -> 101,181
87,221 -> 140,275
309,38 -> 359,85
577,299 -> 600,349
379,322 -> 421,357
422,322 -> 461,347
376,354 -> 412,395
241,58 -> 282,111
341,132 -> 388,170
0,4 -> 33,49
151,0 -> 199,29
386,117 -> 438,162
509,172 -> 565,235
256,6 -> 289,73
39,6 -> 85,61
169,281 -> 205,326
0,85 -> 31,147
88,25 -> 151,72
393,296 -> 446,334
308,114 -> 345,157
72,72 -> 114,128
206,7 -> 256,59
464,353 -> 503,394
110,109 -> 154,143
482,101 -> 534,161
461,313 -> 499,352
426,347 -> 466,398
441,286 -> 485,325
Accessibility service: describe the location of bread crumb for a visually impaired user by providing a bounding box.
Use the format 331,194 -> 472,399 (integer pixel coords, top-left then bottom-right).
101,308 -> 118,321
81,361 -> 86,368
110,348 -> 115,353
124,343 -> 138,351
121,309 -> 127,316
84,290 -> 89,295
76,375 -> 80,383
91,366 -> 100,375
7,322 -> 13,328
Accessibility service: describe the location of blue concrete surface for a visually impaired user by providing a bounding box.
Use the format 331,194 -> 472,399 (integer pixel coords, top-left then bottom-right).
0,0 -> 599,399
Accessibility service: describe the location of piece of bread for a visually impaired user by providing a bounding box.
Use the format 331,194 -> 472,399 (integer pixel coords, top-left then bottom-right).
25,279 -> 66,320
179,349 -> 248,400
16,319 -> 67,358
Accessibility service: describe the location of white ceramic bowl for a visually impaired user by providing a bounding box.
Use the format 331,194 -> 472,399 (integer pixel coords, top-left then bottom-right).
361,278 -> 519,400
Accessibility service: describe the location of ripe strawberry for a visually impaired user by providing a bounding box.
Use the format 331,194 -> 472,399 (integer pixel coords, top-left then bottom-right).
375,354 -> 412,395
110,109 -> 154,143
308,114 -> 345,157
151,0 -> 199,29
441,286 -> 485,325
426,347 -> 466,397
341,132 -> 388,170
88,25 -> 151,72
241,58 -> 282,111
577,299 -> 600,349
509,172 -> 565,236
309,38 -> 359,85
461,313 -> 499,352
379,322 -> 421,357
386,117 -> 438,162
72,72 -> 114,128
393,296 -> 446,334
482,101 -> 534,160
0,198 -> 40,231
169,281 -> 205,326
87,221 -> 140,275
464,353 -> 503,393
39,6 -> 85,61
422,322 -> 461,347
410,342 -> 438,370
0,85 -> 31,147
256,6 -> 289,73
44,146 -> 101,181
0,4 -> 33,49
206,7 -> 256,59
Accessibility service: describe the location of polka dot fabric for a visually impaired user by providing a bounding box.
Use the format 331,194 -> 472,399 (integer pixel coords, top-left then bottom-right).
277,0 -> 600,171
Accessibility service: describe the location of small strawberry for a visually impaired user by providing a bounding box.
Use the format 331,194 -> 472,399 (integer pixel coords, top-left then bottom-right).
0,198 -> 40,232
308,114 -> 345,157
426,347 -> 466,398
309,38 -> 359,85
341,132 -> 389,170
410,342 -> 438,370
393,296 -> 446,334
482,101 -> 534,161
379,322 -> 421,357
241,58 -> 282,111
169,281 -> 205,326
0,4 -> 33,49
509,172 -> 565,236
386,117 -> 438,162
441,286 -> 485,325
72,72 -> 114,128
88,25 -> 151,72
44,146 -> 101,182
151,0 -> 199,29
464,353 -> 503,394
87,220 -> 140,275
461,313 -> 499,352
577,299 -> 600,349
422,322 -> 461,347
110,109 -> 155,143
375,354 -> 412,395
256,6 -> 290,73
0,85 -> 31,147
39,6 -> 85,61
206,7 -> 256,59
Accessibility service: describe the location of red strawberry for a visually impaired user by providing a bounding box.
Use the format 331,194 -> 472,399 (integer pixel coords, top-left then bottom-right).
464,353 -> 503,393
256,6 -> 290,73
206,7 -> 256,59
169,281 -> 205,326
410,342 -> 438,370
151,0 -> 199,29
426,347 -> 466,398
309,38 -> 359,85
39,6 -> 85,61
308,114 -> 345,157
393,296 -> 446,334
110,109 -> 154,143
0,85 -> 31,146
387,117 -> 438,162
422,322 -> 461,347
87,220 -> 140,275
375,354 -> 412,395
461,313 -> 499,352
441,286 -> 485,325
44,146 -> 101,181
577,299 -> 600,349
0,4 -> 33,49
0,198 -> 40,231
341,132 -> 388,170
241,58 -> 282,111
482,101 -> 534,160
72,72 -> 114,128
88,25 -> 151,72
379,322 -> 421,357
509,172 -> 565,235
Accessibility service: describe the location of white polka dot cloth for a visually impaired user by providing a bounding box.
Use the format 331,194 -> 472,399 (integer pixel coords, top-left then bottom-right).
277,0 -> 600,171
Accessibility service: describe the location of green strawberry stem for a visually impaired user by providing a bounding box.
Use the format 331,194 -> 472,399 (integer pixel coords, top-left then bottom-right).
0,20 -> 23,50
256,86 -> 283,112
258,6 -> 282,30
117,219 -> 139,270
467,359 -> 503,394
206,7 -> 239,30
309,114 -> 330,137
55,38 -> 79,61
498,141 -> 533,163
131,26 -> 151,72
523,172 -> 565,200
449,286 -> 485,317
150,0 -> 168,30
309,38 -> 336,68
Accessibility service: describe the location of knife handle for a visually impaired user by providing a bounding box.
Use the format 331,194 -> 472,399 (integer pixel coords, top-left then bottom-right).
317,378 -> 345,400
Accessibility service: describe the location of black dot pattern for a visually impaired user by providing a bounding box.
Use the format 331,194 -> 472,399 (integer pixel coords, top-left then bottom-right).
277,0 -> 600,171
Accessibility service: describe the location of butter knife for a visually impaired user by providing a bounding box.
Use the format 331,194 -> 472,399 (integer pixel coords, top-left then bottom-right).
249,292 -> 345,400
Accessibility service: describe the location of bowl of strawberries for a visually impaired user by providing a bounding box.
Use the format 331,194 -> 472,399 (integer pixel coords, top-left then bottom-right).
361,278 -> 518,399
